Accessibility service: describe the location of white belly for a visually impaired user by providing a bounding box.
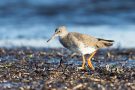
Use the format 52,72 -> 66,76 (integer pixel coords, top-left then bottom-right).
79,43 -> 96,55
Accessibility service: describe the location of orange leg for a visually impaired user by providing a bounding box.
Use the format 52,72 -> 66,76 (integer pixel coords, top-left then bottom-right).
82,55 -> 86,69
77,55 -> 86,70
87,51 -> 97,70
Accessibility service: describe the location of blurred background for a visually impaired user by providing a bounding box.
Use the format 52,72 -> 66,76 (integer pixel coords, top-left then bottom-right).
0,0 -> 135,48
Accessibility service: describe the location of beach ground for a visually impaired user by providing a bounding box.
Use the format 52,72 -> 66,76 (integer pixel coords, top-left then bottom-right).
0,48 -> 135,90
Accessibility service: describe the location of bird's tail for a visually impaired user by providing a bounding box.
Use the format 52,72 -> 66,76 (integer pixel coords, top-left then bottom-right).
96,38 -> 114,48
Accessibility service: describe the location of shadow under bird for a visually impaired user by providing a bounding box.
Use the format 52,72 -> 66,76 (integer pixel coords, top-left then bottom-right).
47,26 -> 114,70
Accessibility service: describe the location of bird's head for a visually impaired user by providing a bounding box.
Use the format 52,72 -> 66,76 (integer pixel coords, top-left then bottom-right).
47,26 -> 68,42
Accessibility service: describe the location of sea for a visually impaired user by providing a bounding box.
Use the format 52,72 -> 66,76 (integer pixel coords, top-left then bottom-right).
0,0 -> 135,48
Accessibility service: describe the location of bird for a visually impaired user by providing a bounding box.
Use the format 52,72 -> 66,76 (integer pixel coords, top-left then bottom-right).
47,26 -> 114,70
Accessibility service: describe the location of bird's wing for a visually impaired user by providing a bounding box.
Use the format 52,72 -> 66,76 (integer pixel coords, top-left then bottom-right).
70,32 -> 98,47
69,32 -> 114,48
96,38 -> 114,48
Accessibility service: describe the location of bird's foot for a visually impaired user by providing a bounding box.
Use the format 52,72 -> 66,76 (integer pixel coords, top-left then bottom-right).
77,67 -> 85,70
89,67 -> 95,71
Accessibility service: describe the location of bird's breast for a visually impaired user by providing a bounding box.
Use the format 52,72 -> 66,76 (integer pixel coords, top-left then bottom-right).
59,37 -> 78,51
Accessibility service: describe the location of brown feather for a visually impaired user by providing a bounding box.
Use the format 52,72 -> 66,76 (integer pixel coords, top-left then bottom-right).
96,38 -> 114,48
71,32 -> 98,47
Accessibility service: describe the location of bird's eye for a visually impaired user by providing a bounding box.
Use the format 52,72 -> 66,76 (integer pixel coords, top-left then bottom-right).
58,31 -> 60,33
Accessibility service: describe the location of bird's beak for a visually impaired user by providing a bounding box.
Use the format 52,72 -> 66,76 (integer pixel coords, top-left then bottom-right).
47,33 -> 57,42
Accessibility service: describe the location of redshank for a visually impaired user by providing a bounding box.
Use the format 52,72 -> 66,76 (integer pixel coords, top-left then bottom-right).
47,26 -> 114,70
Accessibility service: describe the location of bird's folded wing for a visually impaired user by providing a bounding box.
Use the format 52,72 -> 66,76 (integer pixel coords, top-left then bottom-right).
70,32 -> 98,47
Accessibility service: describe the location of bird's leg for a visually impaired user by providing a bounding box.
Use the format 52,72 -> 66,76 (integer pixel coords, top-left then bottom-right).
77,55 -> 86,70
82,55 -> 86,69
87,51 -> 97,70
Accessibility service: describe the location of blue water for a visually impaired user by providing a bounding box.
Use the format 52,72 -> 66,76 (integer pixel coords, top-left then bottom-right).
0,0 -> 135,48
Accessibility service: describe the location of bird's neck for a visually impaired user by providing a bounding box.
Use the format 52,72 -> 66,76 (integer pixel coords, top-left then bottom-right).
59,32 -> 68,39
